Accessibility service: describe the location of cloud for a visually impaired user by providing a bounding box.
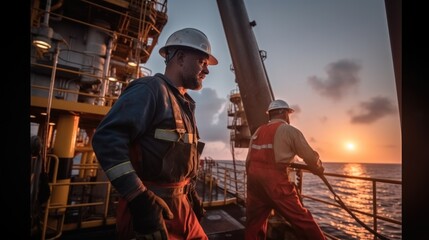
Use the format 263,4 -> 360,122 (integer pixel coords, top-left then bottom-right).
290,104 -> 301,114
348,96 -> 396,124
289,104 -> 301,121
189,88 -> 229,142
308,59 -> 362,101
199,141 -> 231,160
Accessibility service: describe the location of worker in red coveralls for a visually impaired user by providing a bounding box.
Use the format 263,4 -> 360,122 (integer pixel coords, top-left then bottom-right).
92,28 -> 218,240
245,99 -> 326,240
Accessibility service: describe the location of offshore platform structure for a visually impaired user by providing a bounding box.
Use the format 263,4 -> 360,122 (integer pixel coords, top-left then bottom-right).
227,79 -> 251,150
224,0 -> 274,162
30,1 -> 168,239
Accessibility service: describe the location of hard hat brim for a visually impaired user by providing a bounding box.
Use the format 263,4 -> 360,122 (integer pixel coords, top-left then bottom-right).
266,108 -> 294,114
159,45 -> 218,65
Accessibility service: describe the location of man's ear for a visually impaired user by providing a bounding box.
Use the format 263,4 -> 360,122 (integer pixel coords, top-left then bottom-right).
176,50 -> 185,66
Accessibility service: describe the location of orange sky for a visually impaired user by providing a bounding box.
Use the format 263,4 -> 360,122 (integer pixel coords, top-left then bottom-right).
145,0 -> 401,164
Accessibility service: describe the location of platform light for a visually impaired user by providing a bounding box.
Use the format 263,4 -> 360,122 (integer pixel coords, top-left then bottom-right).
127,52 -> 138,67
108,67 -> 118,81
32,24 -> 54,50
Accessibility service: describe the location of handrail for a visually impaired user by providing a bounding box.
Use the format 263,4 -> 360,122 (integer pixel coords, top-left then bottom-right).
297,169 -> 401,238
40,154 -> 114,240
31,84 -> 119,107
41,154 -> 60,240
37,153 -> 401,239
198,159 -> 401,239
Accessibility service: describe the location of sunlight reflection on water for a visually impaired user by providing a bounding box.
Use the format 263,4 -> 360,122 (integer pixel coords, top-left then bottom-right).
214,160 -> 401,239
302,163 -> 401,240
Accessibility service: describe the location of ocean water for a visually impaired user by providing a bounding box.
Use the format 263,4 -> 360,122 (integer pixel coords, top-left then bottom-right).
297,162 -> 401,240
212,160 -> 402,240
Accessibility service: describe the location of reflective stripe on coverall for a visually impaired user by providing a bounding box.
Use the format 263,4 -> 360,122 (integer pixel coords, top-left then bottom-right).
111,75 -> 207,240
245,121 -> 326,240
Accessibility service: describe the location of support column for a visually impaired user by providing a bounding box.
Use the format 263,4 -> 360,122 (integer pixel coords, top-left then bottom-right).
217,0 -> 274,134
47,113 -> 79,233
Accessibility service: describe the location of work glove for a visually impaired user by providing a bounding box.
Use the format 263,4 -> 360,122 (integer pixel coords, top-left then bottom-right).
311,165 -> 325,176
188,187 -> 206,222
128,190 -> 174,240
308,159 -> 325,176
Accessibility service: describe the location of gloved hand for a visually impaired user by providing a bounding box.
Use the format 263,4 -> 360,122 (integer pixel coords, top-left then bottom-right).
188,187 -> 206,222
311,165 -> 325,176
128,190 -> 174,239
309,159 -> 325,176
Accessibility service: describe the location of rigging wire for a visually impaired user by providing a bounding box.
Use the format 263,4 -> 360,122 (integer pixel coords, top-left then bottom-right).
289,163 -> 391,240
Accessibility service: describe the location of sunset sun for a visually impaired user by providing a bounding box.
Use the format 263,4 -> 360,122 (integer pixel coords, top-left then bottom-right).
345,142 -> 356,151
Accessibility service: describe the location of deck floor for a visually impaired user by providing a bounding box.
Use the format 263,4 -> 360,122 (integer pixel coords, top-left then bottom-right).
202,204 -> 246,240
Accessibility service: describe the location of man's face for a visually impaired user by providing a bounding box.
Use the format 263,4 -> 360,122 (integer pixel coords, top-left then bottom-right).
181,49 -> 210,90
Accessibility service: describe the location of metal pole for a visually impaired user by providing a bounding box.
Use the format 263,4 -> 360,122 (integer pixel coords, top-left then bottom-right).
99,37 -> 114,106
216,0 -> 274,134
42,44 -> 60,170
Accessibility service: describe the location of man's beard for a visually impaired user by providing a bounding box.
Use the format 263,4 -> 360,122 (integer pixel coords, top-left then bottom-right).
183,76 -> 202,90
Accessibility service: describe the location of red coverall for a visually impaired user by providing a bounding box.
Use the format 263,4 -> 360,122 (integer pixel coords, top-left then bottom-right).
245,121 -> 326,240
116,179 -> 206,240
92,75 -> 207,240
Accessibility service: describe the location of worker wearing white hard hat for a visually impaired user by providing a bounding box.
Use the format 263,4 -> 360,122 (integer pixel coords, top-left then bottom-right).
93,27 -> 217,240
159,28 -> 218,65
245,99 -> 326,240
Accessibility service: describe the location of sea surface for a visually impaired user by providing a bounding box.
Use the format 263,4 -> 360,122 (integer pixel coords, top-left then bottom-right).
301,162 -> 402,240
215,161 -> 402,240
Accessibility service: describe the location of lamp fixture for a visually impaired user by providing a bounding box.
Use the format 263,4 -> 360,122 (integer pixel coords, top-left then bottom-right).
108,67 -> 118,81
127,41 -> 138,67
127,59 -> 138,67
32,24 -> 54,50
127,52 -> 138,67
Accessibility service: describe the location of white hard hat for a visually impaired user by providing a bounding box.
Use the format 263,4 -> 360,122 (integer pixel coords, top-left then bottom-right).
267,99 -> 294,113
159,28 -> 218,65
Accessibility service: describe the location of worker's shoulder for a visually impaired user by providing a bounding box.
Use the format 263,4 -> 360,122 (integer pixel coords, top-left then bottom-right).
124,75 -> 168,94
128,75 -> 159,86
278,122 -> 302,134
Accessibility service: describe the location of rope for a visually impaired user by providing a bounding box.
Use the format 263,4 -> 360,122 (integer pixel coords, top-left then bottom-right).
289,163 -> 390,240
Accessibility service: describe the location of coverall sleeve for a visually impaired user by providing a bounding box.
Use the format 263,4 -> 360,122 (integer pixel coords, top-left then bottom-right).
92,82 -> 157,201
290,126 -> 322,169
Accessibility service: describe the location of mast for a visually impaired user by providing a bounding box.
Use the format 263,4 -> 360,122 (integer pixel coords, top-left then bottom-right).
216,0 -> 274,135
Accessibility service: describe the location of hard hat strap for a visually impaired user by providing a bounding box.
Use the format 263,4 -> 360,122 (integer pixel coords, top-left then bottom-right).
164,48 -> 179,64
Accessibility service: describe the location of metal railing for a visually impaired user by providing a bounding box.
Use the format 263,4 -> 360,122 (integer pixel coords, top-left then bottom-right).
40,153 -> 117,240
198,158 -> 402,240
299,170 -> 402,240
37,154 -> 401,239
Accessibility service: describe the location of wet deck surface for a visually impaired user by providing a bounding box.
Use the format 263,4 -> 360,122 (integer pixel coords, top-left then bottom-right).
60,205 -> 246,240
197,178 -> 247,239
60,178 -> 247,239
202,204 -> 246,240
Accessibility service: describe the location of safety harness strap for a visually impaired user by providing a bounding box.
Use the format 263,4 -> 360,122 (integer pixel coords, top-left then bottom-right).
154,129 -> 195,143
166,80 -> 186,131
144,179 -> 191,198
153,76 -> 197,144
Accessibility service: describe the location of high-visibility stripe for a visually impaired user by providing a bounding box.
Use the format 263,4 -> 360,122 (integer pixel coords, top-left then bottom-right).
154,128 -> 195,143
251,143 -> 273,150
105,161 -> 135,181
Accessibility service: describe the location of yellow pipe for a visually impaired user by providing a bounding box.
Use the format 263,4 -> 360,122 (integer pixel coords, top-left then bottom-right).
54,114 -> 79,158
44,114 -> 79,239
